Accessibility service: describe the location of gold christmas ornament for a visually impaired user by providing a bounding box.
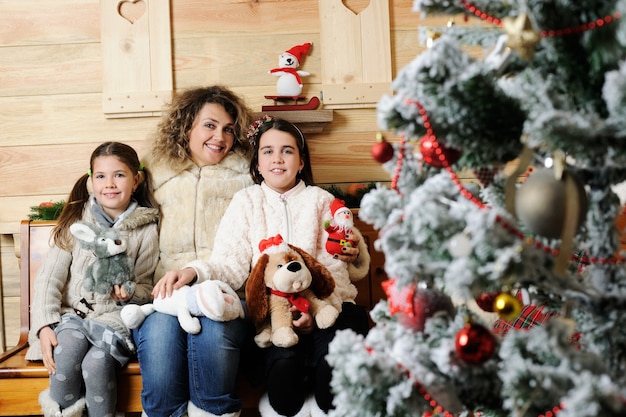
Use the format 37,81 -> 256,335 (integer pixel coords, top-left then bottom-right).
426,29 -> 442,48
493,292 -> 522,321
502,13 -> 541,60
515,168 -> 588,239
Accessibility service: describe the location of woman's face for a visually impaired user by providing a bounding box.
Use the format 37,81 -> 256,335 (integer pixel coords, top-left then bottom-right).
188,103 -> 236,167
257,128 -> 304,194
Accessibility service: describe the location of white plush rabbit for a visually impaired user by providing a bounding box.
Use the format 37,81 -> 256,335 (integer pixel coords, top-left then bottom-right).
121,280 -> 244,334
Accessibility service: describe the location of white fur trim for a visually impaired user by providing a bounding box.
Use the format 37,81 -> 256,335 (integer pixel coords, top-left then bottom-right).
38,389 -> 61,417
39,389 -> 86,417
258,392 -> 310,417
308,396 -> 327,417
187,400 -> 240,417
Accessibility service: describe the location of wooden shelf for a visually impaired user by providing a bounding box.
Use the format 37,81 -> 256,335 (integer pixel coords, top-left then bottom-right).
252,109 -> 333,133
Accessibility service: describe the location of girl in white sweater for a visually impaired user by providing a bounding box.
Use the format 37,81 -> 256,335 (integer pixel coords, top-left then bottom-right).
156,117 -> 371,417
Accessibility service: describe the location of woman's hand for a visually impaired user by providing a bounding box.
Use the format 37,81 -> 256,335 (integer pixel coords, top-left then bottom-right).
111,284 -> 133,303
152,267 -> 198,299
336,232 -> 360,263
39,326 -> 57,375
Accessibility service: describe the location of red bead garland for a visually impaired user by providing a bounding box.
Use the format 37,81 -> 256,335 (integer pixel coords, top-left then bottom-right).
391,135 -> 406,195
459,0 -> 621,36
396,99 -> 623,266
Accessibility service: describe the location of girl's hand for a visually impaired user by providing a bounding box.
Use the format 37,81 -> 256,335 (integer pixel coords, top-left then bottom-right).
111,284 -> 133,302
291,305 -> 314,334
152,267 -> 198,299
336,232 -> 360,263
39,326 -> 57,375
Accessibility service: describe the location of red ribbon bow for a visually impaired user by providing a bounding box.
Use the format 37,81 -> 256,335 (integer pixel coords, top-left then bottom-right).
259,234 -> 285,253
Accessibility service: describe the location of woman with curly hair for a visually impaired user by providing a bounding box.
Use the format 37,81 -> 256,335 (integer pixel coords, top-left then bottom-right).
133,85 -> 254,417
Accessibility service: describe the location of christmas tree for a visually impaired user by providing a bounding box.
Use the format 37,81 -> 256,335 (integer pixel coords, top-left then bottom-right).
328,1 -> 626,416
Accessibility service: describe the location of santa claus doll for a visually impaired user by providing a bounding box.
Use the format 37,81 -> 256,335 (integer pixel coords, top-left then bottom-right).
324,198 -> 355,257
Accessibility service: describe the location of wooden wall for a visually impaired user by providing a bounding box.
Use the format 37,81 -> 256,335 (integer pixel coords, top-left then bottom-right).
0,0 -> 460,349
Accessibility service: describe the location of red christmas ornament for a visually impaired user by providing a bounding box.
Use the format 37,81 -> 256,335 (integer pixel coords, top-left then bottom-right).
455,323 -> 496,365
419,134 -> 461,168
371,132 -> 394,163
381,278 -> 415,316
475,292 -> 500,312
397,287 -> 455,332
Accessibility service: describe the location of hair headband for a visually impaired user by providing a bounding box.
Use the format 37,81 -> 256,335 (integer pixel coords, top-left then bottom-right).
245,115 -> 305,149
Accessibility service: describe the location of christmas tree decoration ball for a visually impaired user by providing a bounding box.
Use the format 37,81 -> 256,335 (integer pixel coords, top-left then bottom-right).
448,232 -> 473,258
515,168 -> 588,239
475,292 -> 500,312
398,287 -> 456,332
419,134 -> 461,168
371,133 -> 394,163
455,323 -> 496,365
493,292 -> 522,321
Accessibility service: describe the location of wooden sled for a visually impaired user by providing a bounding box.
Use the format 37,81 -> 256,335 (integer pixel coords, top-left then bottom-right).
262,96 -> 320,112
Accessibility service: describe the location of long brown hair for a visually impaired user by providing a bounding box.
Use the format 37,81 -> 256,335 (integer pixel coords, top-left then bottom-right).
151,85 -> 253,166
53,142 -> 158,250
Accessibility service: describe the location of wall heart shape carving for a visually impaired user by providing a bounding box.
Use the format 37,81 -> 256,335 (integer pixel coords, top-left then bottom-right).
342,0 -> 370,15
118,0 -> 146,24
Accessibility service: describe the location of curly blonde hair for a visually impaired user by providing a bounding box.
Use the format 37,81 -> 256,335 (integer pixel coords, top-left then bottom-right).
152,85 -> 253,165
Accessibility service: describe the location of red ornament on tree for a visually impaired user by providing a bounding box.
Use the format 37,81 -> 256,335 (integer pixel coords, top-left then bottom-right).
455,323 -> 496,365
397,287 -> 456,332
475,292 -> 500,312
371,132 -> 394,163
419,134 -> 461,168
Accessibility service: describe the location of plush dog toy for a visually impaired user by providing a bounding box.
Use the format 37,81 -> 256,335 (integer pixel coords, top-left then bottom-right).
120,280 -> 244,334
269,42 -> 312,97
70,221 -> 135,295
324,198 -> 355,257
245,234 -> 339,348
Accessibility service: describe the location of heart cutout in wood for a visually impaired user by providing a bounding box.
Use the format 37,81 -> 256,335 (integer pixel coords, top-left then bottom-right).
118,0 -> 146,24
342,0 -> 370,15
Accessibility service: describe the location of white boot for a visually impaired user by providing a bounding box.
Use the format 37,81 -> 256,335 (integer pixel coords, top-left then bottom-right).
187,400 -> 240,417
307,396 -> 327,417
39,388 -> 86,417
258,392 -> 310,417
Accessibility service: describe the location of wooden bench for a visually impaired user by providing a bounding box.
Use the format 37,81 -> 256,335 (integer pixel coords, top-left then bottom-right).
0,218 -> 386,415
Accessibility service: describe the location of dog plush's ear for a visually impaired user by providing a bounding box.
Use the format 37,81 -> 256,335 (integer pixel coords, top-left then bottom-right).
245,254 -> 270,324
289,245 -> 335,298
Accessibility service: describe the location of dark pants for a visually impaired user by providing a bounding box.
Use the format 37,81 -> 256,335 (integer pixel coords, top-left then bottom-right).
262,302 -> 369,415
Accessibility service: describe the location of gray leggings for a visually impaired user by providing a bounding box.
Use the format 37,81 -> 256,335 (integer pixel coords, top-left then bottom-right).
50,327 -> 118,416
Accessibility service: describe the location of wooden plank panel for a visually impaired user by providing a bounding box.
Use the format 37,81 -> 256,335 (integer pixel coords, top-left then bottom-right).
1,29 -> 424,99
0,94 -> 158,146
0,0 -> 423,48
171,0 -> 321,36
169,0 -> 419,36
172,33 -> 322,89
319,0 -> 392,108
0,43 -> 102,97
0,0 -> 99,46
100,0 -> 173,117
0,141 -> 151,196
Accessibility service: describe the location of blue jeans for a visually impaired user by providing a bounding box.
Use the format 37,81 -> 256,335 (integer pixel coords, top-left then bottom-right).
133,310 -> 248,417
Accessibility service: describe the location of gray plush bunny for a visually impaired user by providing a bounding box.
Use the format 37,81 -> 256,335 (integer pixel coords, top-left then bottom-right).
70,221 -> 135,295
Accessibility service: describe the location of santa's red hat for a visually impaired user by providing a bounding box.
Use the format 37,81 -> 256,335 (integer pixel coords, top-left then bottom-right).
284,42 -> 312,65
330,198 -> 348,217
